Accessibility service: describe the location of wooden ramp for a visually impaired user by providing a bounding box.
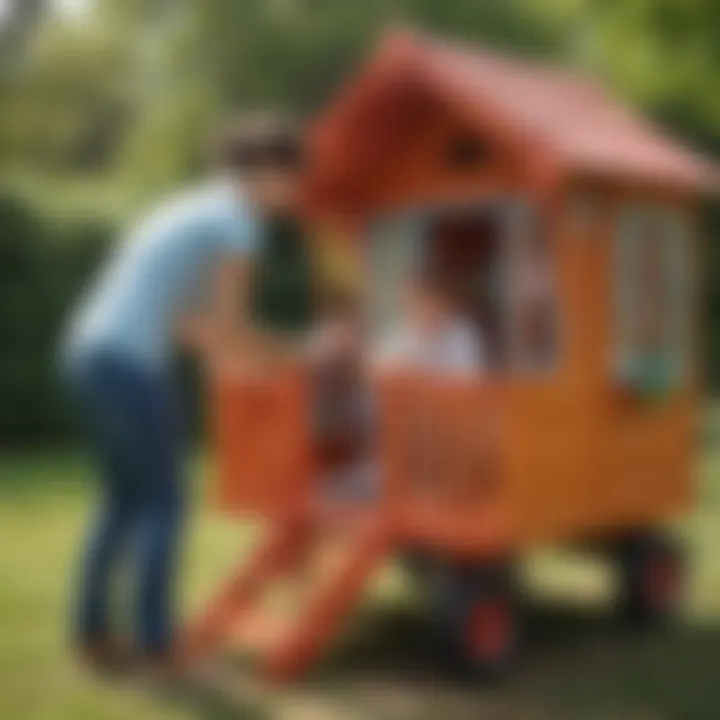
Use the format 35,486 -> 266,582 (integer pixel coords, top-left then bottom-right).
181,511 -> 389,681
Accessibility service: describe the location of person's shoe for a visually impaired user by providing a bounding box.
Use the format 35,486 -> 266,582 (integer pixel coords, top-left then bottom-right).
77,637 -> 134,676
136,648 -> 185,685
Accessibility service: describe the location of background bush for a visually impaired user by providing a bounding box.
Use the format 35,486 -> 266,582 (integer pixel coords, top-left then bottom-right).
0,192 -> 113,445
705,202 -> 720,392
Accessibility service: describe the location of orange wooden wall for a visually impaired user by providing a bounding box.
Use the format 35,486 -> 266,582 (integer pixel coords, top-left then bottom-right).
344,104 -> 699,547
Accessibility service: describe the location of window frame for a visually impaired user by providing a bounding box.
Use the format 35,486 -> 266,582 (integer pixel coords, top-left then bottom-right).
612,202 -> 695,387
504,200 -> 564,376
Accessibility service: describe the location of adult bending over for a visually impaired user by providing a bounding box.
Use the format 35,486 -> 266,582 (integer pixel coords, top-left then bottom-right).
61,114 -> 304,671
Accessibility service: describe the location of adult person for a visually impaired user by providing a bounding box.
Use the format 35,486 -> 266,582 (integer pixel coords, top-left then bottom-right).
61,114 -> 305,671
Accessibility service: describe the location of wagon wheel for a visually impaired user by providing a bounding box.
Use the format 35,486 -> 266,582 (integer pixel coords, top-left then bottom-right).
614,533 -> 685,628
433,562 -> 521,680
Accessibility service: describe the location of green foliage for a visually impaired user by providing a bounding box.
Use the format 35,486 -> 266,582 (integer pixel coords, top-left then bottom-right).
0,24 -> 132,173
0,192 -> 113,445
704,202 -> 720,390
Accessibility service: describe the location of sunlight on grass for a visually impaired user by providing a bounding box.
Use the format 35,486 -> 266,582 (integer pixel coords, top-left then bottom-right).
0,417 -> 719,719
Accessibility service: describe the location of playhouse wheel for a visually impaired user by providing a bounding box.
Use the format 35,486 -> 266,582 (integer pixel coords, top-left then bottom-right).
434,563 -> 520,680
615,533 -> 684,628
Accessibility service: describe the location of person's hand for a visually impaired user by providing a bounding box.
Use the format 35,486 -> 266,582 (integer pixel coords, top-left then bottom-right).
208,350 -> 255,381
175,316 -> 213,353
208,333 -> 301,383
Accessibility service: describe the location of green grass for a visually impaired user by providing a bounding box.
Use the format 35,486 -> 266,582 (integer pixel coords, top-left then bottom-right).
1,437 -> 719,720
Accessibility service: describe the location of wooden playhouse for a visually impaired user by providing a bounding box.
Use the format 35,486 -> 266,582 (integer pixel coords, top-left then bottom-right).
183,32 -> 715,680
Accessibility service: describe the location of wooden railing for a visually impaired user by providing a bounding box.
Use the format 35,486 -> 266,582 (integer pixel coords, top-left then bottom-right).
377,375 -> 509,549
212,366 -> 509,553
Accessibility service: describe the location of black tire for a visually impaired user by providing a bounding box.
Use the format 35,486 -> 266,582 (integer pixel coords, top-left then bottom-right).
615,533 -> 684,628
432,562 -> 520,680
400,549 -> 438,583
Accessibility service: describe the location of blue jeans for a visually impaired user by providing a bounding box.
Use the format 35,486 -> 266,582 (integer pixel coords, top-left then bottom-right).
66,350 -> 185,654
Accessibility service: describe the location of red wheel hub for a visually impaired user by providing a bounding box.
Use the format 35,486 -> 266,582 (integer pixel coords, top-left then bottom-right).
643,553 -> 681,611
468,598 -> 513,659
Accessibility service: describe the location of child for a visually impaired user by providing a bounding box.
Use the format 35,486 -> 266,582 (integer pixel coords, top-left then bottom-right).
307,291 -> 375,502
376,268 -> 485,375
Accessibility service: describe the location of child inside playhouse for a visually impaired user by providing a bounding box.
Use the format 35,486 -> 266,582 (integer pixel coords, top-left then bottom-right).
376,267 -> 486,375
308,268 -> 485,503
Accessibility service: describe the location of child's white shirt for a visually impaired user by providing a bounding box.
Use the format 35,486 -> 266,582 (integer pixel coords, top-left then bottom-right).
376,317 -> 484,374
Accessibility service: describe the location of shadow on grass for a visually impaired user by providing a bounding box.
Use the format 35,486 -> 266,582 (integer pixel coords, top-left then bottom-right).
136,669 -> 272,720
157,598 -> 720,720
305,600 -> 720,720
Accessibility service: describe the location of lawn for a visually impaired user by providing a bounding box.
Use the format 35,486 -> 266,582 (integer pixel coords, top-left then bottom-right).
1,435 -> 719,720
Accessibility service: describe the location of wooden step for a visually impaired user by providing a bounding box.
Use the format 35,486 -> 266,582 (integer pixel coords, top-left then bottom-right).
262,519 -> 389,681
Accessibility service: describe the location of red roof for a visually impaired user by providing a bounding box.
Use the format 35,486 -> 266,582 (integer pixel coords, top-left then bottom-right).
308,31 -> 715,206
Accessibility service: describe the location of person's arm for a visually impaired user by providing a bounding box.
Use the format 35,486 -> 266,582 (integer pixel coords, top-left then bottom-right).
209,254 -> 253,363
176,256 -> 249,366
203,255 -> 297,377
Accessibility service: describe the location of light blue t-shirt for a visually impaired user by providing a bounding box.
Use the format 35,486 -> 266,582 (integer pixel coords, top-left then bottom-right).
64,180 -> 260,370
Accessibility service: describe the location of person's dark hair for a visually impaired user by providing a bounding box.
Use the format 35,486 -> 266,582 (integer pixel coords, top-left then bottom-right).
211,111 -> 305,174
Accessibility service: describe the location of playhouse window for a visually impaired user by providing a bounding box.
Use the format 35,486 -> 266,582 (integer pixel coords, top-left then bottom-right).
613,205 -> 693,388
367,202 -> 560,374
506,207 -> 560,372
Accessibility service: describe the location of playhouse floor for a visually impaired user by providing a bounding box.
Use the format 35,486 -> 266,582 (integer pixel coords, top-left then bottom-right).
1,423 -> 720,720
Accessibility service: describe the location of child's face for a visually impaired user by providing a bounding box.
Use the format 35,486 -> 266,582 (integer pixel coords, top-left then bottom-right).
403,282 -> 451,335
319,315 -> 362,362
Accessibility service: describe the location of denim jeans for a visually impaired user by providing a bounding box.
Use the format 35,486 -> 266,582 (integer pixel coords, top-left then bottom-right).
65,349 -> 185,654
